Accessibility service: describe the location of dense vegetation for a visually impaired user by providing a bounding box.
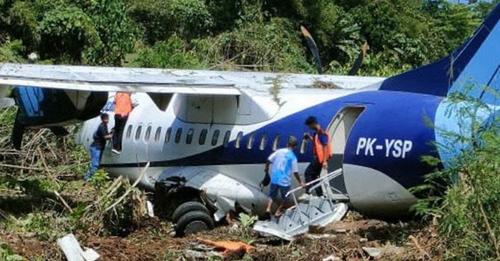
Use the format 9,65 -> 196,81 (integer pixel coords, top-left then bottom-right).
0,0 -> 498,76
0,0 -> 498,260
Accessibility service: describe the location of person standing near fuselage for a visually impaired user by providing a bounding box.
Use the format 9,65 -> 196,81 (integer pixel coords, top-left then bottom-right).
304,116 -> 332,196
265,137 -> 304,216
112,92 -> 133,154
85,113 -> 112,181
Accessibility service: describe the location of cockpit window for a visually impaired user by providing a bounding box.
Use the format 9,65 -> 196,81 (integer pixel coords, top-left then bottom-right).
199,129 -> 208,145
211,130 -> 220,146
175,128 -> 182,143
186,128 -> 194,144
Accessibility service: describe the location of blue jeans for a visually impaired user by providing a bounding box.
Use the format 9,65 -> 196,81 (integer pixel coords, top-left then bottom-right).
85,145 -> 102,180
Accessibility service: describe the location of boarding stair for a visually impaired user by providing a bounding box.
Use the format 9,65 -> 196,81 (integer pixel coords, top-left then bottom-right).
253,168 -> 349,241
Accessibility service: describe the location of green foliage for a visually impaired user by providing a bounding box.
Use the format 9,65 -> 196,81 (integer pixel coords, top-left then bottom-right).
86,0 -> 137,65
127,0 -> 212,44
130,36 -> 206,69
412,87 -> 500,260
0,242 -> 24,261
0,40 -> 25,62
193,18 -> 314,72
38,6 -> 100,63
239,212 -> 257,228
0,0 -> 497,75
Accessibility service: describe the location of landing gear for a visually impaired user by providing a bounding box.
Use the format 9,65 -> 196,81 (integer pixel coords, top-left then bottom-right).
173,201 -> 214,236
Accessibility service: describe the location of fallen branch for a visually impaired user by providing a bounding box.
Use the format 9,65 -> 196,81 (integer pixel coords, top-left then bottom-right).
0,163 -> 44,171
54,190 -> 73,213
104,162 -> 150,213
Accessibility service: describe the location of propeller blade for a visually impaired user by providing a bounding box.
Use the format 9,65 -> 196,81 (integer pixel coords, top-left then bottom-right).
348,41 -> 369,76
301,26 -> 323,74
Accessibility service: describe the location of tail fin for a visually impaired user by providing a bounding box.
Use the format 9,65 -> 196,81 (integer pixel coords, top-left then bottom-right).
379,4 -> 499,104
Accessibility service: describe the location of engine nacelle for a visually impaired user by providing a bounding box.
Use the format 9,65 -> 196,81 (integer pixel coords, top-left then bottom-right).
11,87 -> 107,149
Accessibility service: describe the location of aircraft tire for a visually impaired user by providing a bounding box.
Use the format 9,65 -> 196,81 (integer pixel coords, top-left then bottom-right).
175,210 -> 214,236
171,201 -> 209,223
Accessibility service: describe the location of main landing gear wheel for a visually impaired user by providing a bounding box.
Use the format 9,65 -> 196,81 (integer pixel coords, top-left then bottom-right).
172,201 -> 210,223
174,210 -> 215,236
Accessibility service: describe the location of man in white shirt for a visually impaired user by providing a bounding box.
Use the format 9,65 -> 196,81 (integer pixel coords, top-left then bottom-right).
264,137 -> 304,216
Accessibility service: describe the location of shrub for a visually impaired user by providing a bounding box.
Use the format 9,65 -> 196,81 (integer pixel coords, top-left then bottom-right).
413,89 -> 499,260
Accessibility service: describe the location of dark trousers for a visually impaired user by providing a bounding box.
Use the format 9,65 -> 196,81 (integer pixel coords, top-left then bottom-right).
305,160 -> 323,196
113,115 -> 128,151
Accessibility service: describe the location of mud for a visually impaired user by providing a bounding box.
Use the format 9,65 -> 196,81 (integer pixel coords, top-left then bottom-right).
0,212 -> 443,260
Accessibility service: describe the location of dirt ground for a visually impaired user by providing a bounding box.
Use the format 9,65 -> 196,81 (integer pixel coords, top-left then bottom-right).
0,211 -> 444,260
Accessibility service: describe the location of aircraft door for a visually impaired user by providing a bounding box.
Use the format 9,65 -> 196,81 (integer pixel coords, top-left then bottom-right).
325,106 -> 365,193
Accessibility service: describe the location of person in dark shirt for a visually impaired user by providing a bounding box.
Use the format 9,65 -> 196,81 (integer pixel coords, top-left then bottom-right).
84,113 -> 112,181
303,116 -> 332,196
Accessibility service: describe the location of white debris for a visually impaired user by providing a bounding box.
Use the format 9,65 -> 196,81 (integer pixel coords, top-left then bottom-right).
362,247 -> 382,258
146,200 -> 155,217
306,233 -> 336,240
57,234 -> 100,261
322,254 -> 340,261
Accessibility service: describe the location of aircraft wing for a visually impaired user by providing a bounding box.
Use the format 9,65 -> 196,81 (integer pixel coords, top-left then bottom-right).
0,63 -> 240,95
0,63 -> 385,95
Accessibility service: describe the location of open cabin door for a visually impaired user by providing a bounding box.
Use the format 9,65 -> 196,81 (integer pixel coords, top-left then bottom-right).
325,106 -> 365,193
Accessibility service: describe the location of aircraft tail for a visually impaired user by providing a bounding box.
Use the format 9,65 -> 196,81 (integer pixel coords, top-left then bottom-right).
379,4 -> 499,105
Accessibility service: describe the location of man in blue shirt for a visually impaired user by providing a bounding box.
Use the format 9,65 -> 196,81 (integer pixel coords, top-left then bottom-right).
264,137 -> 304,216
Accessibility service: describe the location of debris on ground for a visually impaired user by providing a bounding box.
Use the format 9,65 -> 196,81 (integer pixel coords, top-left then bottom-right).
57,234 -> 99,261
197,238 -> 254,257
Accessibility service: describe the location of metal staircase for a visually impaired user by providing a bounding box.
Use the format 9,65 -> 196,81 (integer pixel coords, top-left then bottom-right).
253,169 -> 349,241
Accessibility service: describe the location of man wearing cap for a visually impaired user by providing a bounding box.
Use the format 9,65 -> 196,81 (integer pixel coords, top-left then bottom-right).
264,137 -> 304,216
85,113 -> 112,181
304,116 -> 332,196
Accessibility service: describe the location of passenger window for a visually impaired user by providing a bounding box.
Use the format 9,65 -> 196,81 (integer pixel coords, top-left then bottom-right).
223,131 -> 231,148
186,128 -> 194,144
300,133 -> 309,154
165,127 -> 172,143
259,134 -> 268,150
144,126 -> 152,141
272,135 -> 280,151
199,129 -> 208,145
175,128 -> 182,143
135,125 -> 142,141
235,131 -> 243,149
154,127 -> 162,142
247,133 -> 255,149
211,130 -> 220,146
126,125 -> 132,139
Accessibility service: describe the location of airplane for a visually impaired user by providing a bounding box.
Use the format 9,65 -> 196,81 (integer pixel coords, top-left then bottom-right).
0,4 -> 498,237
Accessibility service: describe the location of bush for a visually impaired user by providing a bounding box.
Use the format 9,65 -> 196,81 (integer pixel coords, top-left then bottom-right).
193,18 -> 314,72
129,36 -> 206,69
413,89 -> 499,260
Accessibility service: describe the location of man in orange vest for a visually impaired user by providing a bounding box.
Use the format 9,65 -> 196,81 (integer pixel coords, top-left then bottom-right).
112,92 -> 133,154
304,116 -> 332,196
